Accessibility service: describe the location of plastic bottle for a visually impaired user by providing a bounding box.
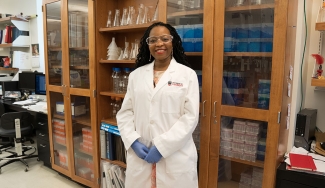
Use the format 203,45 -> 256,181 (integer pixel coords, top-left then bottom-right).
110,96 -> 115,118
111,67 -> 116,91
113,68 -> 122,93
122,68 -> 131,93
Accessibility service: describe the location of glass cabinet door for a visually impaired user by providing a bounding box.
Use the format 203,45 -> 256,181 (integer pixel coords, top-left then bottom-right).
69,95 -> 94,181
49,91 -> 69,170
217,0 -> 274,187
45,1 -> 63,86
68,0 -> 90,89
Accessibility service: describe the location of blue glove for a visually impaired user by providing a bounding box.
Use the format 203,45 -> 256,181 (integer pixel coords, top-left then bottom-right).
144,146 -> 162,163
131,140 -> 149,160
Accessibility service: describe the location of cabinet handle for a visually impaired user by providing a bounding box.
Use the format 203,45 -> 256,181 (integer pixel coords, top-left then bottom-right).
40,144 -> 46,147
38,122 -> 45,126
39,133 -> 45,137
213,101 -> 217,118
202,100 -> 207,117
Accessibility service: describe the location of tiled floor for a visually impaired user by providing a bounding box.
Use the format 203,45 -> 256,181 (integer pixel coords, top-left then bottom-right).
0,141 -> 85,188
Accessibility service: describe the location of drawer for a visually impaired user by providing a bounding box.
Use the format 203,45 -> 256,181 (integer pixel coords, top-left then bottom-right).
37,138 -> 51,167
36,130 -> 49,142
35,117 -> 48,132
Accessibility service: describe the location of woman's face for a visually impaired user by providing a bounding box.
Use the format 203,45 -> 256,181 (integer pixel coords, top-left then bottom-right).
148,26 -> 173,63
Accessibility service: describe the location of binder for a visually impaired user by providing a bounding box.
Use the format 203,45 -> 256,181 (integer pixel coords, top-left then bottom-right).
289,153 -> 317,171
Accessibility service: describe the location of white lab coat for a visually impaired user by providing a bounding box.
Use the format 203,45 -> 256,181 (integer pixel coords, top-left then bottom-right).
116,58 -> 200,188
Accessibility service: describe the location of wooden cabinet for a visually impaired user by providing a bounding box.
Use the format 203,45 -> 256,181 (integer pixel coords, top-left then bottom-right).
42,0 -> 99,187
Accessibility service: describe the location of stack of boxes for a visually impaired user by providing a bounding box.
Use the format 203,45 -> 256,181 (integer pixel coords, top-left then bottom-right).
222,71 -> 247,106
75,153 -> 94,181
257,79 -> 271,109
175,24 -> 203,52
57,150 -> 68,169
223,13 -> 274,53
53,119 -> 66,145
80,127 -> 93,153
239,167 -> 264,188
220,119 -> 262,162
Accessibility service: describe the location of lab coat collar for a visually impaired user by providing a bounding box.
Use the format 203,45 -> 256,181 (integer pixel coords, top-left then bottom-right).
145,58 -> 177,99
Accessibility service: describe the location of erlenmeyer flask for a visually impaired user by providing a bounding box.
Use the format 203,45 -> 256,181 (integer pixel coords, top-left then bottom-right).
136,4 -> 144,24
142,6 -> 149,24
130,42 -> 135,59
106,10 -> 112,27
123,42 -> 130,60
121,8 -> 128,26
113,9 -> 120,27
152,5 -> 158,22
127,6 -> 135,25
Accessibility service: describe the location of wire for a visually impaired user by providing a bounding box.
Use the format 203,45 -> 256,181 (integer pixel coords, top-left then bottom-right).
300,0 -> 307,111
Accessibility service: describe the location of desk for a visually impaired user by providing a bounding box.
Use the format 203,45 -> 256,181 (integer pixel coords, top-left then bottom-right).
276,162 -> 325,188
1,100 -> 51,167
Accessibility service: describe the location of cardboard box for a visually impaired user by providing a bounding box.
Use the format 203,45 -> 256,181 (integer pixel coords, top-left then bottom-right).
56,102 -> 86,116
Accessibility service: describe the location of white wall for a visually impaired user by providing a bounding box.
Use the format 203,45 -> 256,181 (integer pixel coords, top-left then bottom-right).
0,0 -> 44,74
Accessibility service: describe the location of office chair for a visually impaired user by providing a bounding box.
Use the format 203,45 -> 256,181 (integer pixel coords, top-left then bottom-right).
0,111 -> 38,173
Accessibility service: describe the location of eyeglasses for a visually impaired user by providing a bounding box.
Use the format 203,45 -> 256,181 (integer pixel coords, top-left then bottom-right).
146,35 -> 173,45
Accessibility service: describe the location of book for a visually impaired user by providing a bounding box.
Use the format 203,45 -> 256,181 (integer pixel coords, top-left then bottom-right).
100,130 -> 106,158
289,153 -> 317,171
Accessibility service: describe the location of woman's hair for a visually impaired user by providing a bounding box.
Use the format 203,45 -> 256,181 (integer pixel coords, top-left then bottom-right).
135,22 -> 190,69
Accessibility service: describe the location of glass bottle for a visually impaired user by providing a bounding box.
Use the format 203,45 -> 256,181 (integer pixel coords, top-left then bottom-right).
113,9 -> 120,27
106,10 -> 112,27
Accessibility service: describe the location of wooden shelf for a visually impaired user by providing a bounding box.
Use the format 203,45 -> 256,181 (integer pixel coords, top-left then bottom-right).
102,158 -> 126,169
225,3 -> 274,12
53,113 -> 65,120
99,22 -> 156,33
102,119 -> 117,126
48,47 -> 62,51
100,91 -> 125,98
0,43 -> 29,48
185,52 -> 202,56
167,9 -> 203,18
70,65 -> 89,70
0,67 -> 19,71
0,17 -> 28,23
70,47 -> 88,50
224,52 -> 272,57
311,78 -> 325,87
220,155 -> 264,168
73,115 -> 91,127
99,59 -> 135,64
315,22 -> 325,31
78,148 -> 92,156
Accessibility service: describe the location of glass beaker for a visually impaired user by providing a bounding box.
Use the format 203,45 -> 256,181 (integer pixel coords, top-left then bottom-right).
113,9 -> 120,27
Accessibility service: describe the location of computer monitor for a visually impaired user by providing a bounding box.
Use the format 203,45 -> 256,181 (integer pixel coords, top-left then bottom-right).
18,72 -> 36,91
35,74 -> 46,95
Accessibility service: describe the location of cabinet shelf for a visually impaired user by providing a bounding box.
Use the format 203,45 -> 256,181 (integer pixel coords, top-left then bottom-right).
100,91 -> 125,98
102,119 -> 117,126
0,67 -> 19,71
311,78 -> 325,87
224,52 -> 272,57
0,43 -> 29,48
70,65 -> 89,70
70,47 -> 88,50
48,47 -> 62,51
220,155 -> 264,168
53,113 -> 91,126
167,9 -> 203,18
225,3 -> 274,12
99,59 -> 135,64
0,17 -> 28,23
315,22 -> 325,31
102,158 -> 126,169
186,52 -> 202,56
78,148 -> 93,156
99,23 -> 156,33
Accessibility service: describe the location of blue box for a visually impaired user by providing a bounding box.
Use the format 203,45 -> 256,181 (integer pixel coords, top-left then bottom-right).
174,25 -> 184,41
261,38 -> 273,52
225,25 -> 236,38
256,151 -> 265,161
183,25 -> 194,38
258,79 -> 271,94
183,38 -> 195,52
194,24 -> 203,38
248,24 -> 261,38
224,37 -> 233,52
261,23 -> 274,38
194,38 -> 203,52
257,94 -> 270,109
236,25 -> 248,39
237,39 -> 248,52
248,38 -> 261,52
257,138 -> 266,152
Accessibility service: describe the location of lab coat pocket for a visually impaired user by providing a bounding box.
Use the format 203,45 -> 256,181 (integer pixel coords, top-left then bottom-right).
165,145 -> 197,174
127,149 -> 145,171
162,91 -> 182,114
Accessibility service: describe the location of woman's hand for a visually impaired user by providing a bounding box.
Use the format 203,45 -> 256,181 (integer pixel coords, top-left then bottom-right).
131,140 -> 149,159
144,146 -> 162,163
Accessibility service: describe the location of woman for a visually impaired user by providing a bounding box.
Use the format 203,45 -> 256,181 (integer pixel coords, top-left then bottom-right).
116,22 -> 199,188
